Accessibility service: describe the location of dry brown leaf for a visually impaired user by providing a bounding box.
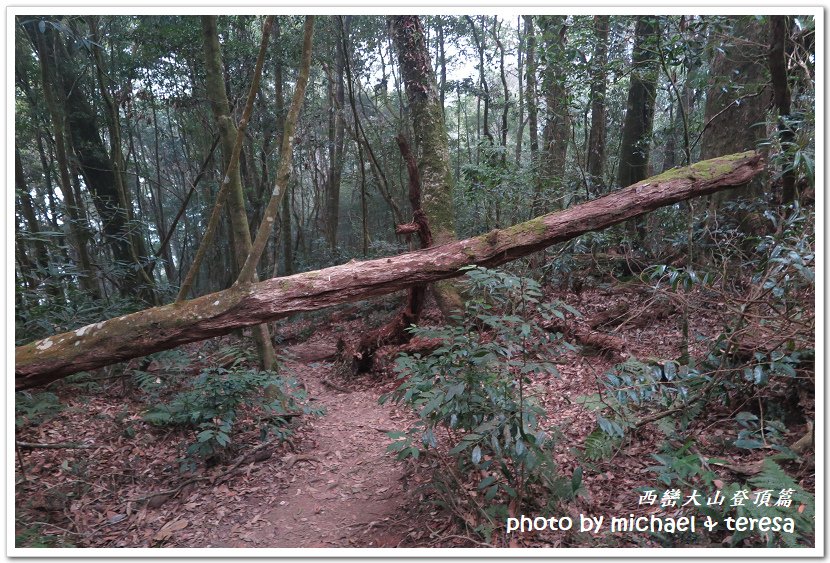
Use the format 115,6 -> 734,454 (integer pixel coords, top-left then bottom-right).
153,518 -> 189,543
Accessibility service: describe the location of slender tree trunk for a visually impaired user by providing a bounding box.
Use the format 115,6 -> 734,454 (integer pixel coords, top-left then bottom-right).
437,18 -> 447,118
769,15 -> 796,204
587,15 -> 609,196
524,15 -> 539,217
515,16 -> 525,165
236,16 -> 315,286
466,16 -> 492,146
493,17 -> 510,155
273,18 -> 295,276
200,15 -> 276,371
325,16 -> 348,252
15,149 -> 50,277
87,17 -> 157,303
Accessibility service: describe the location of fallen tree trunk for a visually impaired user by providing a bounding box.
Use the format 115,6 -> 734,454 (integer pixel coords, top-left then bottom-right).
16,151 -> 764,389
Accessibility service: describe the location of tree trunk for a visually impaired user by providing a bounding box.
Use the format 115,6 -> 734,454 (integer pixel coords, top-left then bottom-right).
493,16 -> 510,154
515,16 -> 525,165
15,149 -> 50,279
87,16 -> 158,304
17,151 -> 764,389
235,16 -> 314,286
437,18 -> 447,118
325,17 -> 348,252
466,16 -> 492,148
389,15 -> 464,316
274,18 -> 294,276
769,15 -> 796,204
28,24 -> 99,298
701,16 -> 769,222
586,15 -> 609,196
532,16 -> 570,214
200,15 -> 277,371
524,16 -> 539,160
617,16 -> 659,188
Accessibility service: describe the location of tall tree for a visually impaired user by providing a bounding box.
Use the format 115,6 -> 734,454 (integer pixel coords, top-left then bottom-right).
324,16 -> 349,252
273,18 -> 294,276
586,15 -> 609,196
617,16 -> 659,188
515,16 -> 525,164
769,15 -> 796,203
536,16 -> 570,213
200,15 -> 276,371
389,15 -> 463,315
701,16 -> 769,211
524,15 -> 539,211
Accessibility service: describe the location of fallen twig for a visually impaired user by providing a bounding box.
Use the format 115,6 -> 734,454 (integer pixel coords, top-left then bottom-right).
130,439 -> 278,503
322,378 -> 350,393
16,441 -> 94,450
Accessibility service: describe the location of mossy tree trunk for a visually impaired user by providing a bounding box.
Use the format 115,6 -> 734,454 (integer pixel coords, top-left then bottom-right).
17,152 -> 764,389
201,15 -> 276,371
536,15 -> 570,213
389,15 -> 464,316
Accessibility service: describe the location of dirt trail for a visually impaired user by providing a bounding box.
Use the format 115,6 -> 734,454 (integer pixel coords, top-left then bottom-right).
194,340 -> 415,548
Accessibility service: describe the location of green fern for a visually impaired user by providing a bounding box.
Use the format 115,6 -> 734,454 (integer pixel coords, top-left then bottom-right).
583,428 -> 616,461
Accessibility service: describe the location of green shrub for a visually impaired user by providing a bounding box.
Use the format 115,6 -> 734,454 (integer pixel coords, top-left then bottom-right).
382,267 -> 583,538
143,365 -> 322,470
15,391 -> 64,428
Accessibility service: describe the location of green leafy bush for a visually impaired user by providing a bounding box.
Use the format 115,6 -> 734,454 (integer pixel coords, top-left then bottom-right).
382,267 -> 583,537
143,365 -> 321,470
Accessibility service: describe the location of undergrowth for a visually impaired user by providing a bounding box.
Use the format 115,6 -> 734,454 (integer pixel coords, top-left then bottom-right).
382,267 -> 584,540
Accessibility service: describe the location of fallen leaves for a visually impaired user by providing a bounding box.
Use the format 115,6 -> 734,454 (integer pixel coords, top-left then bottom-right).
153,518 -> 188,544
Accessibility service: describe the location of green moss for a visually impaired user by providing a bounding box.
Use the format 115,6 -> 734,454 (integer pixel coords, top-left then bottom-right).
648,151 -> 754,184
503,217 -> 547,238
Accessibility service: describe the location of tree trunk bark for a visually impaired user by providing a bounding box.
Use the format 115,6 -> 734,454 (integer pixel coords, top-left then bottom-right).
769,15 -> 796,204
586,15 -> 609,196
16,151 -> 764,389
199,15 -> 276,371
537,16 -> 570,213
701,16 -> 769,226
389,15 -> 464,316
515,16 -> 525,165
325,17 -> 348,252
273,18 -> 295,276
617,16 -> 659,188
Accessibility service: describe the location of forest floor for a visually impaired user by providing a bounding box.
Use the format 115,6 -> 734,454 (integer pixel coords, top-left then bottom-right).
14,283 -> 815,549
